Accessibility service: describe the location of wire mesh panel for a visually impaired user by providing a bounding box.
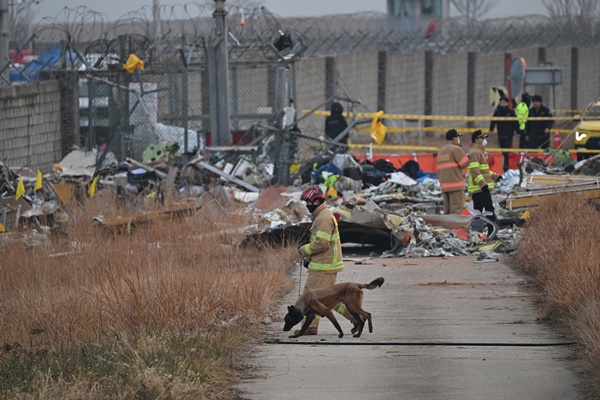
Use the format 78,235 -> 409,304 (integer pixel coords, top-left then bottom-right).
5,4 -> 600,166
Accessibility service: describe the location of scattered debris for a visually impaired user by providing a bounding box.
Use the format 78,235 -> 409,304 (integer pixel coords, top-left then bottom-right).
3,119 -> 599,261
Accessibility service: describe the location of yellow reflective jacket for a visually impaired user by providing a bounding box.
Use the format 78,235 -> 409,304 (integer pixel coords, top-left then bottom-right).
299,202 -> 344,273
468,144 -> 500,193
516,101 -> 529,131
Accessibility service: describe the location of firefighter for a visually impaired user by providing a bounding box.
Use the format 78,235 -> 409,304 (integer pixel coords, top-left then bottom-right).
489,96 -> 519,172
297,185 -> 356,335
436,129 -> 470,215
468,130 -> 501,231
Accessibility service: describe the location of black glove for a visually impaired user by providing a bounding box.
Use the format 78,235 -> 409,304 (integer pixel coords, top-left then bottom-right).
303,259 -> 310,269
497,175 -> 503,182
481,185 -> 489,193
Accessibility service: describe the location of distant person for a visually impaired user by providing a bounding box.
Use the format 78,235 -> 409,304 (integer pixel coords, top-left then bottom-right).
489,96 -> 519,172
325,102 -> 349,144
468,130 -> 500,234
527,95 -> 554,149
516,92 -> 531,149
436,129 -> 469,215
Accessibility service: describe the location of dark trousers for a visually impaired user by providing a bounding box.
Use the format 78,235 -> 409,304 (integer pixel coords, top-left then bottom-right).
472,190 -> 497,234
532,134 -> 550,149
518,130 -> 529,149
498,135 -> 513,172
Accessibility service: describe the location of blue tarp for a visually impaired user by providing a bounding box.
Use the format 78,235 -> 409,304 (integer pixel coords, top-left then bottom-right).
10,47 -> 81,82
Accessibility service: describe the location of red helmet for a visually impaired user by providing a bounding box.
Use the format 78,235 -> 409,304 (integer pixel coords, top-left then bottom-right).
300,185 -> 326,202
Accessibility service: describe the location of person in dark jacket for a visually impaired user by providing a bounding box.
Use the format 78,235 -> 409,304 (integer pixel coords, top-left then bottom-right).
489,96 -> 519,172
527,95 -> 554,149
325,102 -> 349,144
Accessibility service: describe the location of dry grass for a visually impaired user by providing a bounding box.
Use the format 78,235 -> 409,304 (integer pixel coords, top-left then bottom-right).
0,196 -> 296,399
514,193 -> 600,397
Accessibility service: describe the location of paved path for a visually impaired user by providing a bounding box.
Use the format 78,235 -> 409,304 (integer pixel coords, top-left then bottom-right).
237,256 -> 582,400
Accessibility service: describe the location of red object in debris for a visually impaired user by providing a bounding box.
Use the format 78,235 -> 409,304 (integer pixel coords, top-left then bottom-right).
9,49 -> 34,64
553,131 -> 561,149
423,20 -> 437,38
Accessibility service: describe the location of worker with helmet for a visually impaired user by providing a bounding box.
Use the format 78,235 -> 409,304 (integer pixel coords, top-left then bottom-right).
296,185 -> 357,336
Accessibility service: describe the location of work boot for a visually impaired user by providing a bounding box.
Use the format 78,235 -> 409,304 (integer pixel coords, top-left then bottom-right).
293,327 -> 318,336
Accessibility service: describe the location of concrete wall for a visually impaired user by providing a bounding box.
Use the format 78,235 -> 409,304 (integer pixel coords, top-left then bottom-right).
578,47 -> 600,109
387,52 -> 426,115
431,52 -> 469,123
291,44 -> 600,140
0,81 -> 62,172
1,45 -> 598,164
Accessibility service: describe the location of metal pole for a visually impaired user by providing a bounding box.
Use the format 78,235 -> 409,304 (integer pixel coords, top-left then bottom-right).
181,46 -> 193,153
274,66 -> 290,185
153,0 -> 161,42
0,0 -> 9,85
212,0 -> 231,146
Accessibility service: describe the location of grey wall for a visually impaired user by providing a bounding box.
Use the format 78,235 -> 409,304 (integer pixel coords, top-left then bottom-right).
293,45 -> 600,140
1,44 -> 599,168
0,81 -> 63,172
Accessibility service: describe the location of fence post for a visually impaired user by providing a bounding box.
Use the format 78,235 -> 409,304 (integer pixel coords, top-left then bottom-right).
466,51 -> 476,129
377,50 -> 387,112
424,51 -> 433,129
325,56 -> 336,107
571,47 -> 578,112
0,0 -> 9,86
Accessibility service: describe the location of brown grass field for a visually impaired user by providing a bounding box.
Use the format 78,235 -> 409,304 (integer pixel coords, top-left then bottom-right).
2,191 -> 599,398
0,197 -> 296,399
515,193 -> 600,398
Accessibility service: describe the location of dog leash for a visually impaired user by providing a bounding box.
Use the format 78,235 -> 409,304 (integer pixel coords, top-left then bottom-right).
298,260 -> 303,297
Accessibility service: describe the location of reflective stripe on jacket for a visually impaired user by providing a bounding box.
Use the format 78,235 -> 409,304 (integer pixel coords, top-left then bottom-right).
299,202 -> 344,273
516,102 -> 529,131
436,141 -> 469,193
468,144 -> 499,193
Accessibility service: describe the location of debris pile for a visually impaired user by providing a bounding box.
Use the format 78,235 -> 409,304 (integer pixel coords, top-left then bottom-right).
2,131 -> 600,260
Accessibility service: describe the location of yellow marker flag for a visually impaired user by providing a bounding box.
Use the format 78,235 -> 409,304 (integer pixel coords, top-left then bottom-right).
123,53 -> 145,73
35,170 -> 43,191
16,175 -> 25,200
369,110 -> 387,145
88,176 -> 99,198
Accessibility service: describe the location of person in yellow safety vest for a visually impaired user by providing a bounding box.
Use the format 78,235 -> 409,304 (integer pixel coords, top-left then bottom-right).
516,92 -> 531,149
297,185 -> 358,336
436,129 -> 470,214
468,130 -> 501,231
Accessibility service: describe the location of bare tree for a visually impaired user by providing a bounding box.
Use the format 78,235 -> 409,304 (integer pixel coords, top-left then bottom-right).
542,0 -> 600,18
450,0 -> 496,21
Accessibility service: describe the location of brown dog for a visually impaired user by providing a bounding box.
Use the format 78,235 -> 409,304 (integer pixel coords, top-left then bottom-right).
283,277 -> 384,338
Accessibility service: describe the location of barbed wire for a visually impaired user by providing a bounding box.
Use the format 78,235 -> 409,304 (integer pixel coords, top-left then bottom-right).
23,3 -> 600,68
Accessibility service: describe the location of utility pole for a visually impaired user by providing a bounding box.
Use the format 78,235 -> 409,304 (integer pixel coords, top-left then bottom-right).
208,0 -> 231,146
0,0 -> 9,85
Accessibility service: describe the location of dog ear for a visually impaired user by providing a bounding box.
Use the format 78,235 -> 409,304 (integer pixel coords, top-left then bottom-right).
288,305 -> 293,313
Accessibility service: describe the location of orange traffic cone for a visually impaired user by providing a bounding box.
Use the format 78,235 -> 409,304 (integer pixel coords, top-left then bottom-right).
553,131 -> 561,149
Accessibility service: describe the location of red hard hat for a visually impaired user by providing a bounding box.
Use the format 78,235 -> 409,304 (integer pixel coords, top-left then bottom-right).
300,185 -> 326,202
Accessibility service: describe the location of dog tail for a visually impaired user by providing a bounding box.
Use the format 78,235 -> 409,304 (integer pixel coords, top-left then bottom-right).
359,277 -> 385,290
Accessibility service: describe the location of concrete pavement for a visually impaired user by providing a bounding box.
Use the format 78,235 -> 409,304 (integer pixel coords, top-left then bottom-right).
236,256 -> 582,400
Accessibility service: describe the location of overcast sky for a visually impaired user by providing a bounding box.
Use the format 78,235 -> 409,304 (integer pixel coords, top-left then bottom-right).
35,0 -> 548,22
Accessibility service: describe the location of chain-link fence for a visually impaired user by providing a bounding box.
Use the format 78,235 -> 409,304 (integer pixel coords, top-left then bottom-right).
4,3 -> 600,165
